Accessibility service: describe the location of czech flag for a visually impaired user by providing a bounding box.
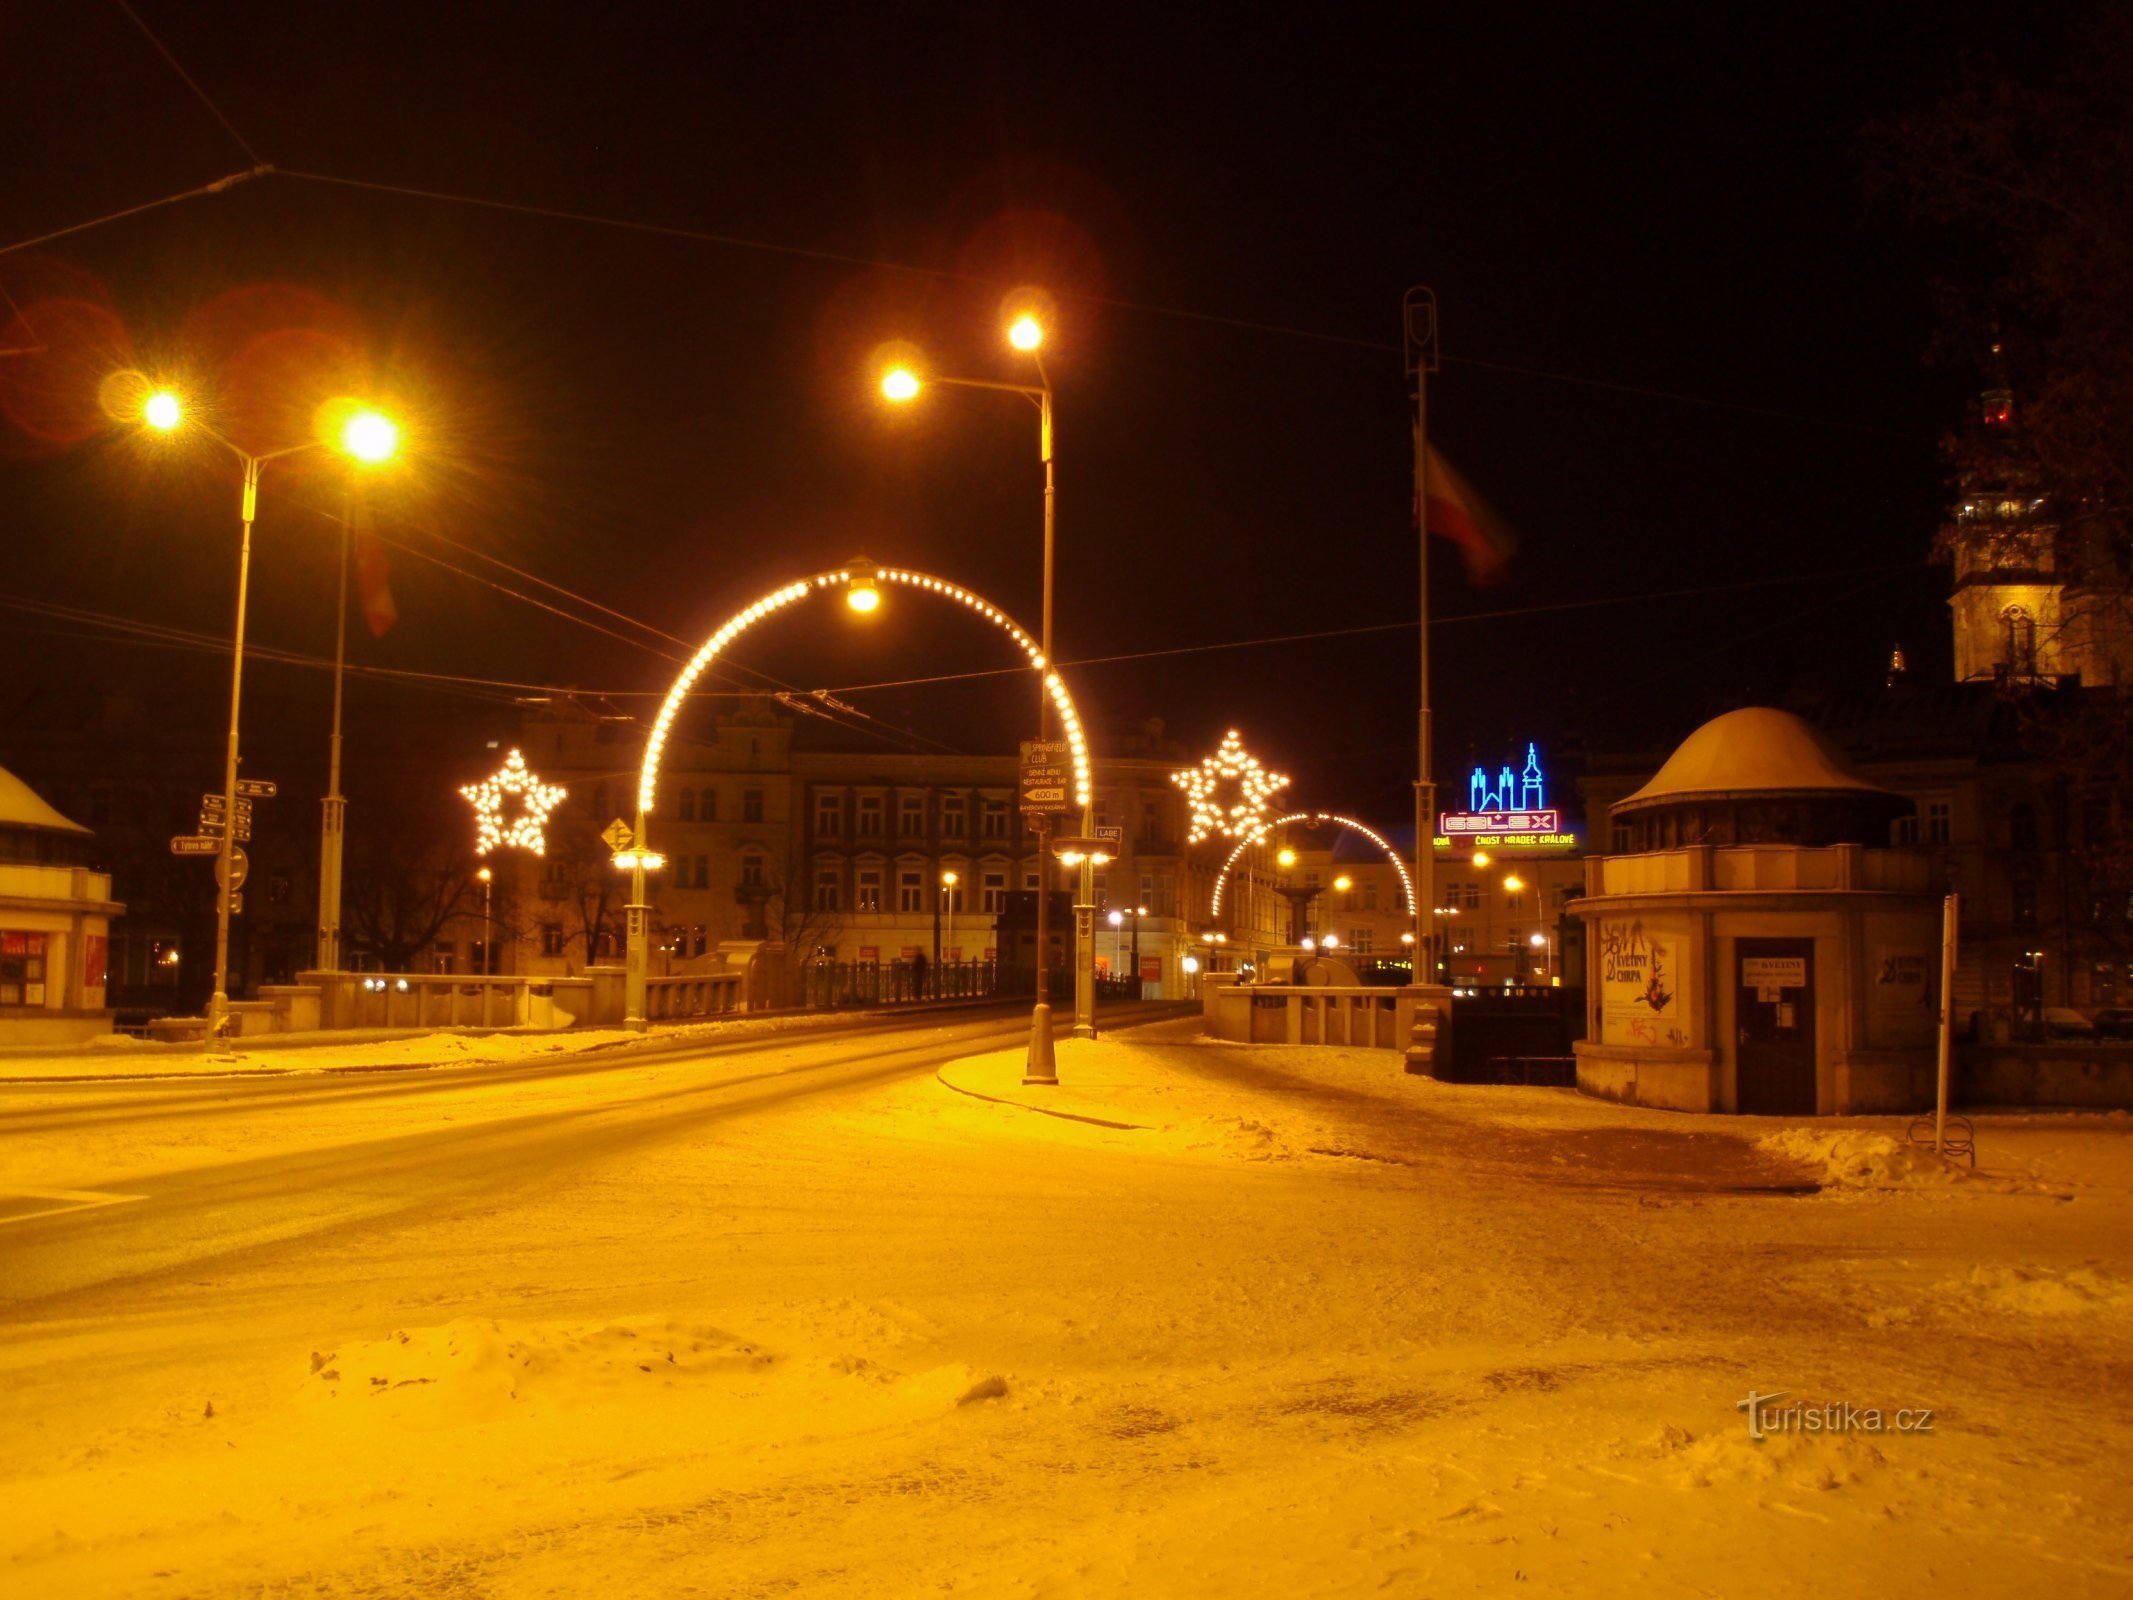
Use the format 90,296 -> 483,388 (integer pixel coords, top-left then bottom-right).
1420,444 -> 1517,584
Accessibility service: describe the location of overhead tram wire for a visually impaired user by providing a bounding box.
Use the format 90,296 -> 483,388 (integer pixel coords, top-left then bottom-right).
267,169 -> 1885,436
311,506 -> 960,754
110,0 -> 268,167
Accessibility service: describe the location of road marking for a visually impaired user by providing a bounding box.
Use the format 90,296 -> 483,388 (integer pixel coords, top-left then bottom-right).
0,1189 -> 148,1225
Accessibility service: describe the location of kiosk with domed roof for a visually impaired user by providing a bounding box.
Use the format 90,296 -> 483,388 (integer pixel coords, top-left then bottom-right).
1571,708 -> 1940,1115
0,764 -> 124,1044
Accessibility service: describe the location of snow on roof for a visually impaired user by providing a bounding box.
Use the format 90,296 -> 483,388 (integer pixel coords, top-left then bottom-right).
1615,707 -> 1901,812
0,765 -> 92,835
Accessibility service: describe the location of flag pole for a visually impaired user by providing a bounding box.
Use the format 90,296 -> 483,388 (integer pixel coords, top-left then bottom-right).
1407,288 -> 1441,1079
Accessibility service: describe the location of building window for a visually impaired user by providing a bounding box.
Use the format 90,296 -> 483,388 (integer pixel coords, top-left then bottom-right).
942,797 -> 966,837
692,854 -> 709,889
541,924 -> 564,957
900,796 -> 926,837
1349,928 -> 1373,955
690,925 -> 709,957
1141,801 -> 1163,846
740,853 -> 765,888
856,870 -> 882,912
898,870 -> 923,912
982,871 -> 1007,913
815,794 -> 842,835
679,787 -> 696,822
1610,819 -> 1631,854
743,789 -> 764,823
2001,606 -> 2037,675
943,878 -> 965,913
2009,803 -> 2039,852
2012,877 -> 2038,927
1926,801 -> 1951,846
814,867 -> 841,912
1464,884 -> 1480,910
1893,813 -> 1919,846
982,801 -> 1009,838
857,796 -> 884,837
700,787 -> 718,821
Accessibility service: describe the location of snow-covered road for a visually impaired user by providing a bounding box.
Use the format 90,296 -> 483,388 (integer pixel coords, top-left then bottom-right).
2,1016 -> 2129,1596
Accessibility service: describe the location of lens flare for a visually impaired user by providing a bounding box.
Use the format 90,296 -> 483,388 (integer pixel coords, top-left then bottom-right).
143,390 -> 182,431
340,408 -> 399,463
881,368 -> 920,402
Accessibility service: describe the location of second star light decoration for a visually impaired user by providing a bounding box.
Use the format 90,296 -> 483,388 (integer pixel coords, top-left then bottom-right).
461,748 -> 568,856
1172,729 -> 1289,844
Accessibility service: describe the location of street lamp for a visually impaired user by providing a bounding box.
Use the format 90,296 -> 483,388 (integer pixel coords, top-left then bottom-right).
1108,908 -> 1124,981
935,868 -> 959,998
880,310 -> 1080,1078
132,382 -> 400,1037
476,866 -> 494,974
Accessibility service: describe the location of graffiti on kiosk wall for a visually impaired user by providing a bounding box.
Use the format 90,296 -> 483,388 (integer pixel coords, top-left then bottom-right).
1600,918 -> 1690,1048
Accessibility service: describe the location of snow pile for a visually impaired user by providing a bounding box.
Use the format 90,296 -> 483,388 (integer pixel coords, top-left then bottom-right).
1637,1422 -> 1890,1493
1934,1262 -> 2133,1319
297,1315 -> 1011,1431
1755,1127 -> 1968,1190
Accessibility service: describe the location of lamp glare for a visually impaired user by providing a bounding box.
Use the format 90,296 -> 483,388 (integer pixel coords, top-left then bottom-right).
882,368 -> 921,401
144,391 -> 182,431
1007,315 -> 1044,351
341,409 -> 400,463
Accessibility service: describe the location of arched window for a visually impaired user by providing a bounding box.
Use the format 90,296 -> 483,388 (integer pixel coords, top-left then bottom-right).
678,787 -> 696,822
2001,606 -> 2037,676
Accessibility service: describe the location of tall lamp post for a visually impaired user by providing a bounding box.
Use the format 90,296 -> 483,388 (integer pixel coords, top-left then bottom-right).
135,386 -> 399,1037
476,866 -> 494,973
881,309 -> 1089,1078
933,868 -> 959,999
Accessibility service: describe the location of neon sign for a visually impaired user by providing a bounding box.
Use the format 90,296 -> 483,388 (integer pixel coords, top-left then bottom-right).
1437,743 -> 1575,849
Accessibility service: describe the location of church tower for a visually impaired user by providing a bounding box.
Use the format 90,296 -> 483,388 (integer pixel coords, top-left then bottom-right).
1945,355 -> 2131,686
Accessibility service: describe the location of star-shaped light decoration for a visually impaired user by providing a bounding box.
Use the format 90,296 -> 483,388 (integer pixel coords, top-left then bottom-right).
1171,728 -> 1290,844
460,748 -> 568,856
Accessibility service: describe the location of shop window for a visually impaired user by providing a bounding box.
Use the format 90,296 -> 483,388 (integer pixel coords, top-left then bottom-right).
0,931 -> 50,1005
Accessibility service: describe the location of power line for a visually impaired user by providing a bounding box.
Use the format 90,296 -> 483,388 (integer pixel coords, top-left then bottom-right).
0,166 -> 268,259
111,0 -> 266,167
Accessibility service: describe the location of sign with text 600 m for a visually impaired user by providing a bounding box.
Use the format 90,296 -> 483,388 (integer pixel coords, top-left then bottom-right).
1019,739 -> 1072,815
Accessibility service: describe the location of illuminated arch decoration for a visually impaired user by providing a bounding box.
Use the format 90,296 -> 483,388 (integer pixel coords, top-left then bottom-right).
637,564 -> 1092,819
1207,811 -> 1415,924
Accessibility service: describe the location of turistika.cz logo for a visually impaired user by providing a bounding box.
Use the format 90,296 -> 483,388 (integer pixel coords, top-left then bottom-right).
1737,1390 -> 1936,1442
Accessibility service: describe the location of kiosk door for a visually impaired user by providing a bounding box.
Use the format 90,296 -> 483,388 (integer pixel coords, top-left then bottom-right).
1737,940 -> 1815,1115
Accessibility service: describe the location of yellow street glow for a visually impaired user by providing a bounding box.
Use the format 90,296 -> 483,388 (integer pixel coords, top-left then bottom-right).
1334,875 -> 1352,892
1503,874 -> 1525,893
881,368 -> 921,401
340,409 -> 400,463
846,583 -> 880,613
144,390 -> 182,431
1276,847 -> 1297,867
1471,851 -> 1491,868
1007,315 -> 1044,351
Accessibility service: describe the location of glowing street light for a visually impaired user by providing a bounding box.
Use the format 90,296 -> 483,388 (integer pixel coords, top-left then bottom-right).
1333,874 -> 1353,893
875,311 -> 1075,1071
124,377 -> 404,1034
845,565 -> 881,612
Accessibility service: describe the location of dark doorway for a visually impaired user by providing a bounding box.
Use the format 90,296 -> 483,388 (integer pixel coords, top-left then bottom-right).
1736,939 -> 1816,1115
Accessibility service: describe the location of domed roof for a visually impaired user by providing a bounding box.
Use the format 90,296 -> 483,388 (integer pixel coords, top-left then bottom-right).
0,765 -> 91,835
1616,708 -> 1900,814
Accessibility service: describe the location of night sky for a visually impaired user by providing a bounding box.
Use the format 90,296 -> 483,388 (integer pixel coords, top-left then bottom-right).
0,3 -> 2068,820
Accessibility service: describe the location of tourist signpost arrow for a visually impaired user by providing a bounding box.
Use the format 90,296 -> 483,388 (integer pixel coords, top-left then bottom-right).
235,778 -> 277,799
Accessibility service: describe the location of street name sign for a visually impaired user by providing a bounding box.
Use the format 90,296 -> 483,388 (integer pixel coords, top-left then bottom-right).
235,778 -> 277,799
170,835 -> 221,856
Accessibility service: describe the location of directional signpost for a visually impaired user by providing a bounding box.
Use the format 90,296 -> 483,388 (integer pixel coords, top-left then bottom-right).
170,835 -> 222,856
1019,739 -> 1072,815
235,778 -> 277,799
